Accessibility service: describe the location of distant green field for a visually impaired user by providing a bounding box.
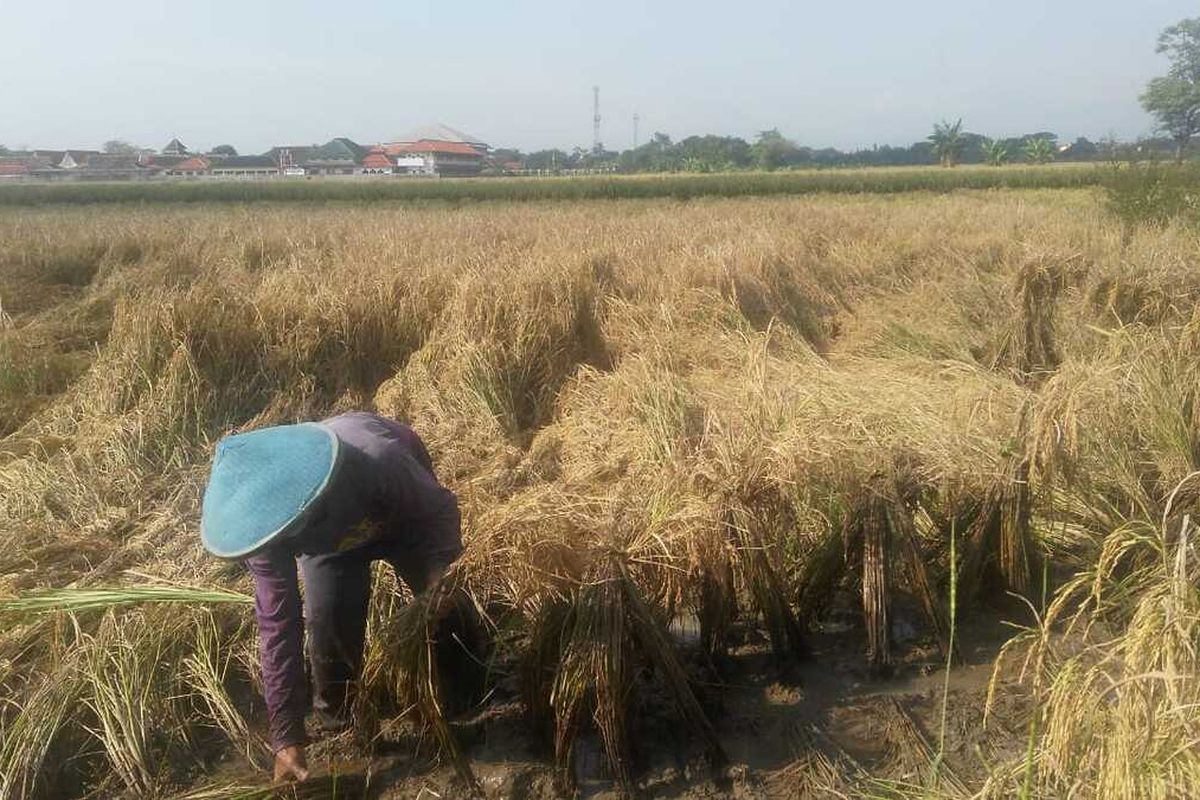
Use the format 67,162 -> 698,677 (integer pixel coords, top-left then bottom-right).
0,164 -> 1108,205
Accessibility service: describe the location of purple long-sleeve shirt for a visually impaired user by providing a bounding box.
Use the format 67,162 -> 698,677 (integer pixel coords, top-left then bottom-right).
245,413 -> 461,751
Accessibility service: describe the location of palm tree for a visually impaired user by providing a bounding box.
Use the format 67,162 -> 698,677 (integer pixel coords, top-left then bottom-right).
1024,137 -> 1056,164
929,119 -> 966,167
981,138 -> 1009,166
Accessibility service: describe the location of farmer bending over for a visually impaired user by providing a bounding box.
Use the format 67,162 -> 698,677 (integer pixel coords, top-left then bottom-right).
200,412 -> 464,782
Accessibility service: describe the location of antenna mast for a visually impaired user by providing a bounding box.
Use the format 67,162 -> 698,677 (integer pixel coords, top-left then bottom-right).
592,86 -> 602,155
633,113 -> 640,150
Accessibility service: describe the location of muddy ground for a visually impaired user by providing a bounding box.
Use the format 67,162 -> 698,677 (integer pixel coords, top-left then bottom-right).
217,593 -> 1036,800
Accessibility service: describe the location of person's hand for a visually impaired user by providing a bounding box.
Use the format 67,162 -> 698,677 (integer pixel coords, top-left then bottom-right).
273,745 -> 309,783
422,561 -> 450,596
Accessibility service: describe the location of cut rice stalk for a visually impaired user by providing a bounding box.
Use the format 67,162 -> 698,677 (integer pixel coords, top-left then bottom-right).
888,502 -> 956,661
860,494 -> 894,675
182,614 -> 268,767
549,559 -> 631,792
723,506 -> 810,666
542,554 -> 727,796
353,581 -> 483,797
616,560 -> 727,769
0,648 -> 89,799
696,558 -> 737,665
0,585 -> 253,617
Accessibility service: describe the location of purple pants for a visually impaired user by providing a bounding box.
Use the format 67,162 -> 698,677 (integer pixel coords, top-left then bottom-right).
300,541 -> 460,722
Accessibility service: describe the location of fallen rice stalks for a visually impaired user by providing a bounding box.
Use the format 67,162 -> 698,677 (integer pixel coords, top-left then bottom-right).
353,575 -> 484,797
527,554 -> 726,796
5,190 -> 1200,797
0,585 -> 253,615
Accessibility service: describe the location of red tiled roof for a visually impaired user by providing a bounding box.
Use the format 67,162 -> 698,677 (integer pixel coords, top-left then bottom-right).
172,156 -> 210,172
360,152 -> 393,169
384,139 -> 481,157
0,163 -> 30,176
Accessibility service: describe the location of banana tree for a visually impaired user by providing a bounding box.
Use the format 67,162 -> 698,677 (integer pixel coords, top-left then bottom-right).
1024,137 -> 1056,164
929,119 -> 966,167
981,138 -> 1009,166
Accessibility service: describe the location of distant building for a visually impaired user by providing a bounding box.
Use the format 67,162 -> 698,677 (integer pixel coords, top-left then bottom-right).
3,123 -> 499,182
303,138 -> 367,175
266,146 -> 316,176
382,139 -> 484,176
379,123 -> 488,176
0,156 -> 48,179
394,123 -> 489,155
32,150 -> 99,169
162,138 -> 190,157
359,147 -> 396,175
76,154 -> 154,180
209,155 -> 278,179
167,156 -> 210,177
262,139 -> 377,176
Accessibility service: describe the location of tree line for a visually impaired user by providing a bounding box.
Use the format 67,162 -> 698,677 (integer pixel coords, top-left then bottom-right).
503,130 -> 1138,174
510,15 -> 1200,174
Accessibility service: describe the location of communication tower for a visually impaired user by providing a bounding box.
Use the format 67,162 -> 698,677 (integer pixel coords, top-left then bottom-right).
592,86 -> 602,155
633,113 -> 640,150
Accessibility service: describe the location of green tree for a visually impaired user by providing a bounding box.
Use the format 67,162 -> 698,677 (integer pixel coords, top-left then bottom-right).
102,139 -> 139,155
619,132 -> 682,172
981,138 -> 1009,166
210,144 -> 238,157
524,149 -> 572,171
751,129 -> 802,170
676,135 -> 752,172
1024,137 -> 1056,164
1140,18 -> 1200,161
1063,137 -> 1099,160
929,119 -> 965,167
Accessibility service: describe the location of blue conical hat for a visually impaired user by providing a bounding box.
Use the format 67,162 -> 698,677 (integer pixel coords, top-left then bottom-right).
201,423 -> 341,559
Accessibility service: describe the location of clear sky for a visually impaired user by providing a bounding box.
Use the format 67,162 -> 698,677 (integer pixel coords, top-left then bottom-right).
0,0 -> 1193,154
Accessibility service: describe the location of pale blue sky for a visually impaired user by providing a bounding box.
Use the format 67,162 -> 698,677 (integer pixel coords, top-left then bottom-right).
0,0 -> 1192,153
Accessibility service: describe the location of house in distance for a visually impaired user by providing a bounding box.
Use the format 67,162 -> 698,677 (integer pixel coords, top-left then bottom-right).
2,124 -> 492,182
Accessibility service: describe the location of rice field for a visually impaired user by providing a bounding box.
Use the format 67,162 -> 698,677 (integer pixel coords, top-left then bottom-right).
2,186 -> 1199,798
0,163 -> 1106,206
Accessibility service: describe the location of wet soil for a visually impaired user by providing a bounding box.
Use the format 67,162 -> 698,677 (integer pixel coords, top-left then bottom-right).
275,597 -> 1034,799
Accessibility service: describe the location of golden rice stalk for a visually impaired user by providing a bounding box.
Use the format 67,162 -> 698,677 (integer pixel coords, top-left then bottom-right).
794,524 -> 847,622
722,505 -> 810,666
884,697 -> 969,796
987,475 -> 1200,797
992,255 -> 1080,386
542,554 -> 726,796
860,495 -> 893,675
888,501 -> 955,660
696,556 -> 737,665
353,579 -> 483,797
85,626 -> 158,795
0,648 -> 88,799
182,614 -> 269,767
962,404 -> 1038,602
522,595 -> 572,743
770,720 -> 869,797
0,598 -> 256,799
0,584 -> 254,616
615,560 -> 726,769
549,559 -> 632,792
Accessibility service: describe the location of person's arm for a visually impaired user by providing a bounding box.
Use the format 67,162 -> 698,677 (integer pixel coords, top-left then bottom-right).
245,552 -> 309,781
